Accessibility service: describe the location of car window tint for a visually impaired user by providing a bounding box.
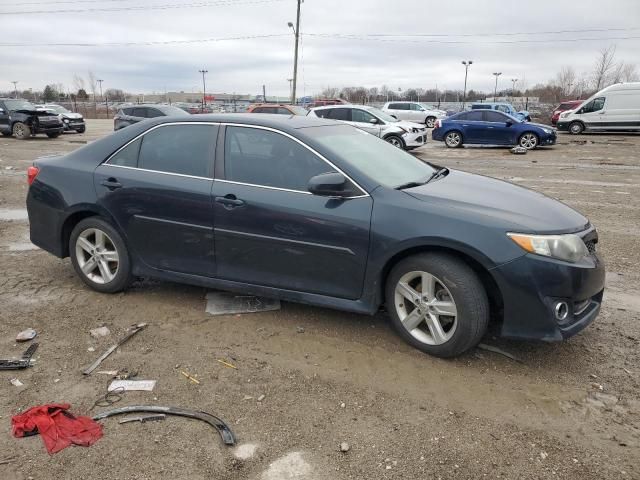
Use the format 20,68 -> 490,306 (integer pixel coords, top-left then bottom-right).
138,124 -> 215,177
277,107 -> 292,115
495,105 -> 509,113
326,108 -> 351,121
132,108 -> 147,118
252,107 -> 267,113
465,111 -> 484,121
110,138 -> 141,167
471,104 -> 490,110
398,103 -> 410,110
387,103 -> 400,110
485,111 -> 507,122
351,109 -> 375,123
313,108 -> 331,118
591,97 -> 605,112
122,107 -> 134,115
224,126 -> 336,192
145,108 -> 164,118
409,103 -> 423,111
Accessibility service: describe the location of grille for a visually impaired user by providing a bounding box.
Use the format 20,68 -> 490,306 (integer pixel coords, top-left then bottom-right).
584,240 -> 597,254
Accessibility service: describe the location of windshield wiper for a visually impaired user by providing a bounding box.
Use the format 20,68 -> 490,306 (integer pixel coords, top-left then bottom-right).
395,167 -> 450,190
395,181 -> 426,190
424,167 -> 449,184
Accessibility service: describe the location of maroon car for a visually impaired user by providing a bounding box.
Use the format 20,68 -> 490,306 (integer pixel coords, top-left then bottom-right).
551,100 -> 584,126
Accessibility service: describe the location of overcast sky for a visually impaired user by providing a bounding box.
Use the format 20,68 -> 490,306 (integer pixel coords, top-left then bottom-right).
2,0 -> 639,97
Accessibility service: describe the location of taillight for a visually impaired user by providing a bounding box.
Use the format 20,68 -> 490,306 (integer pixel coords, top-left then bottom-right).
27,166 -> 40,186
434,119 -> 441,129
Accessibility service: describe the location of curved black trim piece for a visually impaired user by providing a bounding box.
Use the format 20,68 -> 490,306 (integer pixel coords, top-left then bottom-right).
214,227 -> 356,255
92,405 -> 236,446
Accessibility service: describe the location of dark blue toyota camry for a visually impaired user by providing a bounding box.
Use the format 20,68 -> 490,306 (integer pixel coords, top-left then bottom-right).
26,114 -> 604,357
432,110 -> 557,149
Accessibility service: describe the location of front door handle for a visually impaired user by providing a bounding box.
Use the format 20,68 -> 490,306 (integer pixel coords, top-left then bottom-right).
100,178 -> 122,190
215,194 -> 245,209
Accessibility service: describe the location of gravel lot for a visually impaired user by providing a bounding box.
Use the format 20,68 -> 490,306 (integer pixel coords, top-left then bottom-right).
0,120 -> 638,479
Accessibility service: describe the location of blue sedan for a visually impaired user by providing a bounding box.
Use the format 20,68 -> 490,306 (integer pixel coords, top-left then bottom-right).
432,110 -> 556,149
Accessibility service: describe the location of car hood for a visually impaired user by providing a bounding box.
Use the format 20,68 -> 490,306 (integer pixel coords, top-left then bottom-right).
394,120 -> 427,129
405,169 -> 588,233
525,121 -> 553,130
61,112 -> 83,119
12,109 -> 57,116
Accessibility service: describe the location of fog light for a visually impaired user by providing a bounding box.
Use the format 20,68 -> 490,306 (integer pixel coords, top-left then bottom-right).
554,301 -> 569,321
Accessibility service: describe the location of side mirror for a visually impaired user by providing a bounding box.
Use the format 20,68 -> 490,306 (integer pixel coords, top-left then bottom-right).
368,117 -> 379,124
308,172 -> 354,197
0,108 -> 4,114
390,114 -> 398,120
505,121 -> 513,127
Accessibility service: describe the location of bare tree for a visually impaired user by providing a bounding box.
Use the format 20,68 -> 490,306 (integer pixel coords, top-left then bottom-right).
555,66 -> 576,95
87,70 -> 97,103
592,45 -> 617,90
319,86 -> 339,98
72,74 -> 85,94
612,62 -> 639,83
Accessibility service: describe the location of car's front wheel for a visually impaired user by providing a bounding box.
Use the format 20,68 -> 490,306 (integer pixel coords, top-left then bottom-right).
385,253 -> 489,358
425,116 -> 436,128
444,131 -> 463,148
569,122 -> 584,135
69,217 -> 132,293
518,132 -> 539,150
13,122 -> 31,140
385,135 -> 405,149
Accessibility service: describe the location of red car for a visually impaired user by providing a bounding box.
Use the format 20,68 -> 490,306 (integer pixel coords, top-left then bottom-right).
551,100 -> 584,126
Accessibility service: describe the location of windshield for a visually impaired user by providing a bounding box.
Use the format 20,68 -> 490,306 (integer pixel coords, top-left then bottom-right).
46,105 -> 70,113
289,106 -> 309,115
305,125 -> 435,188
3,99 -> 36,111
365,106 -> 400,123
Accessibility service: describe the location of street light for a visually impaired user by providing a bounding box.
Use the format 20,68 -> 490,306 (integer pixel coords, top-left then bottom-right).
11,81 -> 18,98
461,60 -> 473,109
492,72 -> 502,101
511,78 -> 518,99
199,69 -> 208,112
287,0 -> 301,104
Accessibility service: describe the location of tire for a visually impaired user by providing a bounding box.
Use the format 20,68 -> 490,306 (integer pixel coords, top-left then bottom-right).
569,122 -> 584,135
13,122 -> 31,140
47,132 -> 61,138
385,135 -> 405,149
69,217 -> 132,293
444,131 -> 463,148
425,116 -> 436,128
385,253 -> 489,358
76,127 -> 86,133
518,132 -> 539,150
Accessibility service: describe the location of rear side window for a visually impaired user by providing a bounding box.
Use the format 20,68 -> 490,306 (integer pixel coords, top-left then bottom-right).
110,138 -> 141,167
132,108 -> 147,118
466,111 -> 484,121
122,107 -> 135,115
387,103 -> 401,110
277,107 -> 293,115
145,108 -> 164,118
224,126 -> 335,192
326,108 -> 351,121
137,124 -> 216,177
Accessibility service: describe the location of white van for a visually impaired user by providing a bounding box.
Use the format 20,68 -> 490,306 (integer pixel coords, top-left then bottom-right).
556,82 -> 640,134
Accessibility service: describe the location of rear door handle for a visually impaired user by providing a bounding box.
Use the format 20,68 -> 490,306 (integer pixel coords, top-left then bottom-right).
215,194 -> 245,209
100,178 -> 122,190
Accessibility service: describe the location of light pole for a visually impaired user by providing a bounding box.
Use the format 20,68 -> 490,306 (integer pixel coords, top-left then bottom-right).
11,81 -> 18,98
511,78 -> 518,99
492,72 -> 502,101
287,78 -> 293,99
199,69 -> 208,112
461,60 -> 473,109
287,0 -> 301,105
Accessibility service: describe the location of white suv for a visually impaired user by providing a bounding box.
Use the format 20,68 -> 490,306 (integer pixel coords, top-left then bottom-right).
309,105 -> 427,150
382,102 -> 446,128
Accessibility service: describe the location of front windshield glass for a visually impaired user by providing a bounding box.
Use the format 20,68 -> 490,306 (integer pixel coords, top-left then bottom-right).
306,125 -> 435,188
365,106 -> 400,123
46,105 -> 70,113
3,100 -> 36,111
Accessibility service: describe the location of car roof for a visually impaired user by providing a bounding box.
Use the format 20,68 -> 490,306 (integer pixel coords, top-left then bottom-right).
144,113 -> 336,130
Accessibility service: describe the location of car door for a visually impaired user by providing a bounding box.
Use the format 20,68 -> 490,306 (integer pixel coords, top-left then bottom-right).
211,124 -> 372,299
483,111 -> 513,144
0,100 -> 9,133
575,97 -> 606,130
457,111 -> 486,143
94,123 -> 218,277
351,108 -> 382,136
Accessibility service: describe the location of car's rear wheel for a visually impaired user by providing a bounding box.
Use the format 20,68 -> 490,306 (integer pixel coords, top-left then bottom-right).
69,217 -> 132,293
425,116 -> 436,128
13,122 -> 30,140
569,122 -> 584,135
47,132 -> 60,138
518,132 -> 539,149
385,135 -> 405,149
385,253 -> 489,358
444,131 -> 463,148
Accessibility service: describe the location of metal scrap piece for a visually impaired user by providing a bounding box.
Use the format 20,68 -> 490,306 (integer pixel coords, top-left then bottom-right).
92,405 -> 236,446
83,323 -> 147,375
119,414 -> 166,424
0,343 -> 39,370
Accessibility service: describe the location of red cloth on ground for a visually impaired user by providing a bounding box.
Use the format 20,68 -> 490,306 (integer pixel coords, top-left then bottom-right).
12,403 -> 103,454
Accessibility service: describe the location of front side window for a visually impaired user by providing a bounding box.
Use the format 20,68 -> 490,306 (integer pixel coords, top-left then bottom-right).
580,97 -> 605,114
138,124 -> 216,177
224,126 -> 336,192
495,105 -> 510,113
352,109 -> 376,123
409,103 -> 424,111
397,103 -> 410,110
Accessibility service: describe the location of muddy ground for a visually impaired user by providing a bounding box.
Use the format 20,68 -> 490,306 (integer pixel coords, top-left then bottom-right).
0,120 -> 638,480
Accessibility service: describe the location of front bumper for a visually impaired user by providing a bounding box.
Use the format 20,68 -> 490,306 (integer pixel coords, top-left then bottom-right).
540,132 -> 557,145
403,129 -> 428,147
491,250 -> 605,341
34,121 -> 64,134
62,118 -> 85,130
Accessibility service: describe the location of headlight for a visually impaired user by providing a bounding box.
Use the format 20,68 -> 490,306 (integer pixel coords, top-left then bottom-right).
64,118 -> 70,123
507,233 -> 589,263
398,126 -> 409,133
542,128 -> 552,134
560,112 -> 571,118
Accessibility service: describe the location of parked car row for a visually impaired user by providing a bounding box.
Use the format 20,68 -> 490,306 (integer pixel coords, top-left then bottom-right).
0,98 -> 64,139
36,104 -> 86,133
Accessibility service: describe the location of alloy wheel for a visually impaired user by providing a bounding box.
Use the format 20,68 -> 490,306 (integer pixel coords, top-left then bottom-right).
75,228 -> 120,284
519,133 -> 538,149
426,117 -> 435,128
445,132 -> 461,147
570,123 -> 583,134
387,137 -> 403,148
394,271 -> 458,346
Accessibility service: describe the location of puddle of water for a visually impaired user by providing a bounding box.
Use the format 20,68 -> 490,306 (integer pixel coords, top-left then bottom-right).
0,209 -> 28,221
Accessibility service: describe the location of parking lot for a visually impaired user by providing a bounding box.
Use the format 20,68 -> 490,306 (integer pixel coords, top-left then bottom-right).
1,119 -> 639,479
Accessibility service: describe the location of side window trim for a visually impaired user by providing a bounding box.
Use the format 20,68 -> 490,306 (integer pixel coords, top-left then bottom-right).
103,122 -> 219,180
218,123 -> 369,198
